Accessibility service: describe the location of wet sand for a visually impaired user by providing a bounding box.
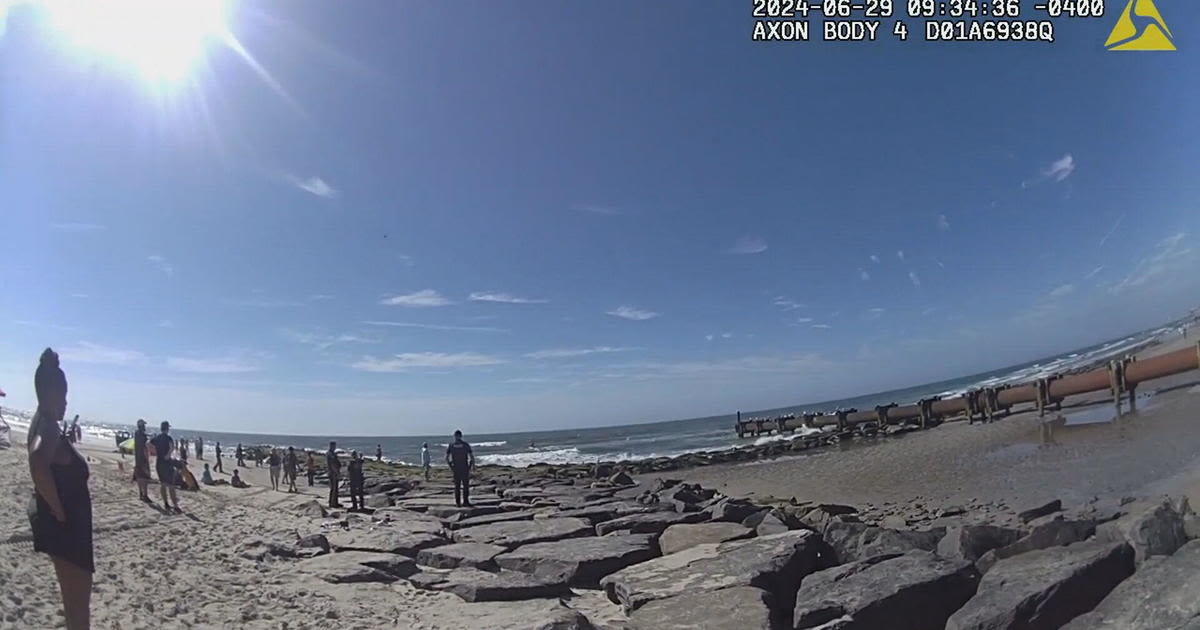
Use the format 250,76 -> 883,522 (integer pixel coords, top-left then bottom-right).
678,335 -> 1200,512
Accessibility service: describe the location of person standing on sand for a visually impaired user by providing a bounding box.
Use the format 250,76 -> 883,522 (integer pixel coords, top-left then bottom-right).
306,450 -> 316,486
376,444 -> 382,462
236,443 -> 245,467
421,442 -> 431,481
325,441 -> 343,508
26,348 -> 93,630
214,442 -> 223,473
445,430 -> 474,507
348,451 -> 365,511
195,436 -> 203,460
267,448 -> 282,491
133,419 -> 151,502
150,421 -> 181,513
283,446 -> 299,492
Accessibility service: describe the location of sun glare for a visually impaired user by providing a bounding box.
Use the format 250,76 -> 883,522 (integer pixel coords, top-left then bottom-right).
44,0 -> 230,83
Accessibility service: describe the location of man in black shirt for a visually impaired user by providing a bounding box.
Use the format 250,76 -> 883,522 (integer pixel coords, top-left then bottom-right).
133,419 -> 151,502
326,441 -> 343,508
445,430 -> 474,507
348,451 -> 365,511
150,421 -> 181,513
236,443 -> 245,467
214,442 -> 224,473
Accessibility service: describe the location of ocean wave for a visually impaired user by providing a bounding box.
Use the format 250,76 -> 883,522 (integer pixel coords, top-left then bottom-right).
477,447 -> 591,467
473,440 -> 508,448
752,426 -> 824,446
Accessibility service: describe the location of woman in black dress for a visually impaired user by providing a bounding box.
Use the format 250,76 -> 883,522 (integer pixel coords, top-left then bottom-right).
27,348 -> 93,629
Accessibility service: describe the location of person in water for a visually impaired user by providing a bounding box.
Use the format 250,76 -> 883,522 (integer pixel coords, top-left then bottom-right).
133,418 -> 151,502
267,448 -> 281,491
420,442 -> 431,481
283,446 -> 299,493
348,450 -> 365,511
445,430 -> 475,507
150,421 -> 181,513
27,348 -> 93,630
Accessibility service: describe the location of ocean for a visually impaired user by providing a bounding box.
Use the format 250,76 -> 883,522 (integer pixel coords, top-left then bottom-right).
2,323 -> 1185,467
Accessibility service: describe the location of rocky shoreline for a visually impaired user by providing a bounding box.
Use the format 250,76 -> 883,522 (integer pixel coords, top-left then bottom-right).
244,463 -> 1200,629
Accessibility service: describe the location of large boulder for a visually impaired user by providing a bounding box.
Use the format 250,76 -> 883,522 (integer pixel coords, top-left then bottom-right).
416,542 -> 507,569
821,522 -> 942,565
660,522 -> 755,555
541,502 -> 650,525
1018,499 -> 1062,524
297,500 -> 327,518
408,567 -> 572,602
371,508 -> 447,535
1061,539 -> 1200,629
705,497 -> 763,523
327,528 -> 448,557
400,599 -> 595,630
595,511 -> 707,536
365,493 -> 393,509
600,530 -> 821,626
295,551 -> 418,583
793,551 -> 980,630
495,533 -> 658,587
449,510 -> 537,530
975,518 -> 1096,573
946,540 -> 1135,630
629,587 -> 775,630
452,517 -> 593,548
1094,498 -> 1189,565
938,525 -> 1026,563
799,504 -> 858,532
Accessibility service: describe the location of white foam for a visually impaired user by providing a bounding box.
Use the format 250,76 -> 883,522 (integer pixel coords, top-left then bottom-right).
473,440 -> 508,448
752,426 -> 825,446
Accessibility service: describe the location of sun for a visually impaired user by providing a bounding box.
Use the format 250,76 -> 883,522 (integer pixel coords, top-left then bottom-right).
43,0 -> 231,83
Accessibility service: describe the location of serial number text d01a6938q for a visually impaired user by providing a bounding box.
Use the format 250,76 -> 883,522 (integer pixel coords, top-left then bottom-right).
918,19 -> 1054,42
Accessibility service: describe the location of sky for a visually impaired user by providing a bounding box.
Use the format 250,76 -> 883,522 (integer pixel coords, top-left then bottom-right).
2,1 -> 1199,435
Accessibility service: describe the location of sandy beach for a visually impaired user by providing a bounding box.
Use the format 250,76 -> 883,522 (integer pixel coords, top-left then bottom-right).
2,337 -> 1199,629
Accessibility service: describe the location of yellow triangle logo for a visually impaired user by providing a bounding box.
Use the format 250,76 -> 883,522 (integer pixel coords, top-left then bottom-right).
1106,0 -> 1176,50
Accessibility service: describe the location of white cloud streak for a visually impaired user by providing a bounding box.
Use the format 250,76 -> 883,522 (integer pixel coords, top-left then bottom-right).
1048,284 -> 1075,298
1044,154 -> 1076,182
50,222 -> 106,231
859,269 -> 870,281
1111,232 -> 1193,294
909,271 -> 921,288
147,254 -> 175,277
606,306 -> 659,321
468,292 -> 548,304
571,203 -> 619,215
937,214 -> 951,231
380,289 -> 452,307
524,346 -> 637,359
288,174 -> 338,199
870,255 -> 880,264
166,356 -> 263,374
352,352 -> 506,372
896,250 -> 905,261
725,236 -> 768,255
361,321 -> 509,333
60,341 -> 146,366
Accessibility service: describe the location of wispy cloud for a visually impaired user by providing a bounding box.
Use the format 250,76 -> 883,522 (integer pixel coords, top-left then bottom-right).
503,377 -> 557,384
1048,283 -> 1075,298
811,324 -> 833,329
223,296 -> 305,308
859,269 -> 870,281
380,289 -> 452,307
1098,215 -> 1125,247
69,293 -> 88,299
908,271 -> 921,288
468,292 -> 548,304
607,306 -> 659,321
60,341 -> 146,366
361,321 -> 509,333
288,174 -> 338,199
524,346 -> 637,359
166,356 -> 262,374
50,222 -> 106,232
896,250 -> 905,261
1043,154 -> 1076,183
14,320 -> 81,332
870,255 -> 880,264
397,254 -> 415,267
147,255 -> 175,277
773,296 -> 804,311
571,203 -> 619,215
284,329 -> 378,350
794,317 -> 814,324
705,334 -> 714,341
725,236 -> 768,255
1111,232 -> 1193,294
157,320 -> 175,328
1084,265 -> 1105,280
865,307 -> 886,320
308,294 -> 335,301
601,354 -> 830,381
352,352 -> 506,372
937,214 -> 951,232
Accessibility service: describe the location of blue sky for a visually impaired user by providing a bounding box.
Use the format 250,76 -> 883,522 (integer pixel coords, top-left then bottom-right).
2,1 -> 1198,434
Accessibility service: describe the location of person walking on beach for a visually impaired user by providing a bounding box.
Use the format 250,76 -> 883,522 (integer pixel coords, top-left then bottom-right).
445,430 -> 474,507
348,451 -> 365,511
178,438 -> 189,465
67,415 -> 80,443
325,441 -> 343,508
235,443 -> 245,468
26,348 -> 93,630
376,444 -> 382,461
306,450 -> 316,486
283,446 -> 299,492
267,448 -> 282,491
133,418 -> 152,502
421,442 -> 431,481
195,436 -> 203,460
214,442 -> 223,473
151,421 -> 181,513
